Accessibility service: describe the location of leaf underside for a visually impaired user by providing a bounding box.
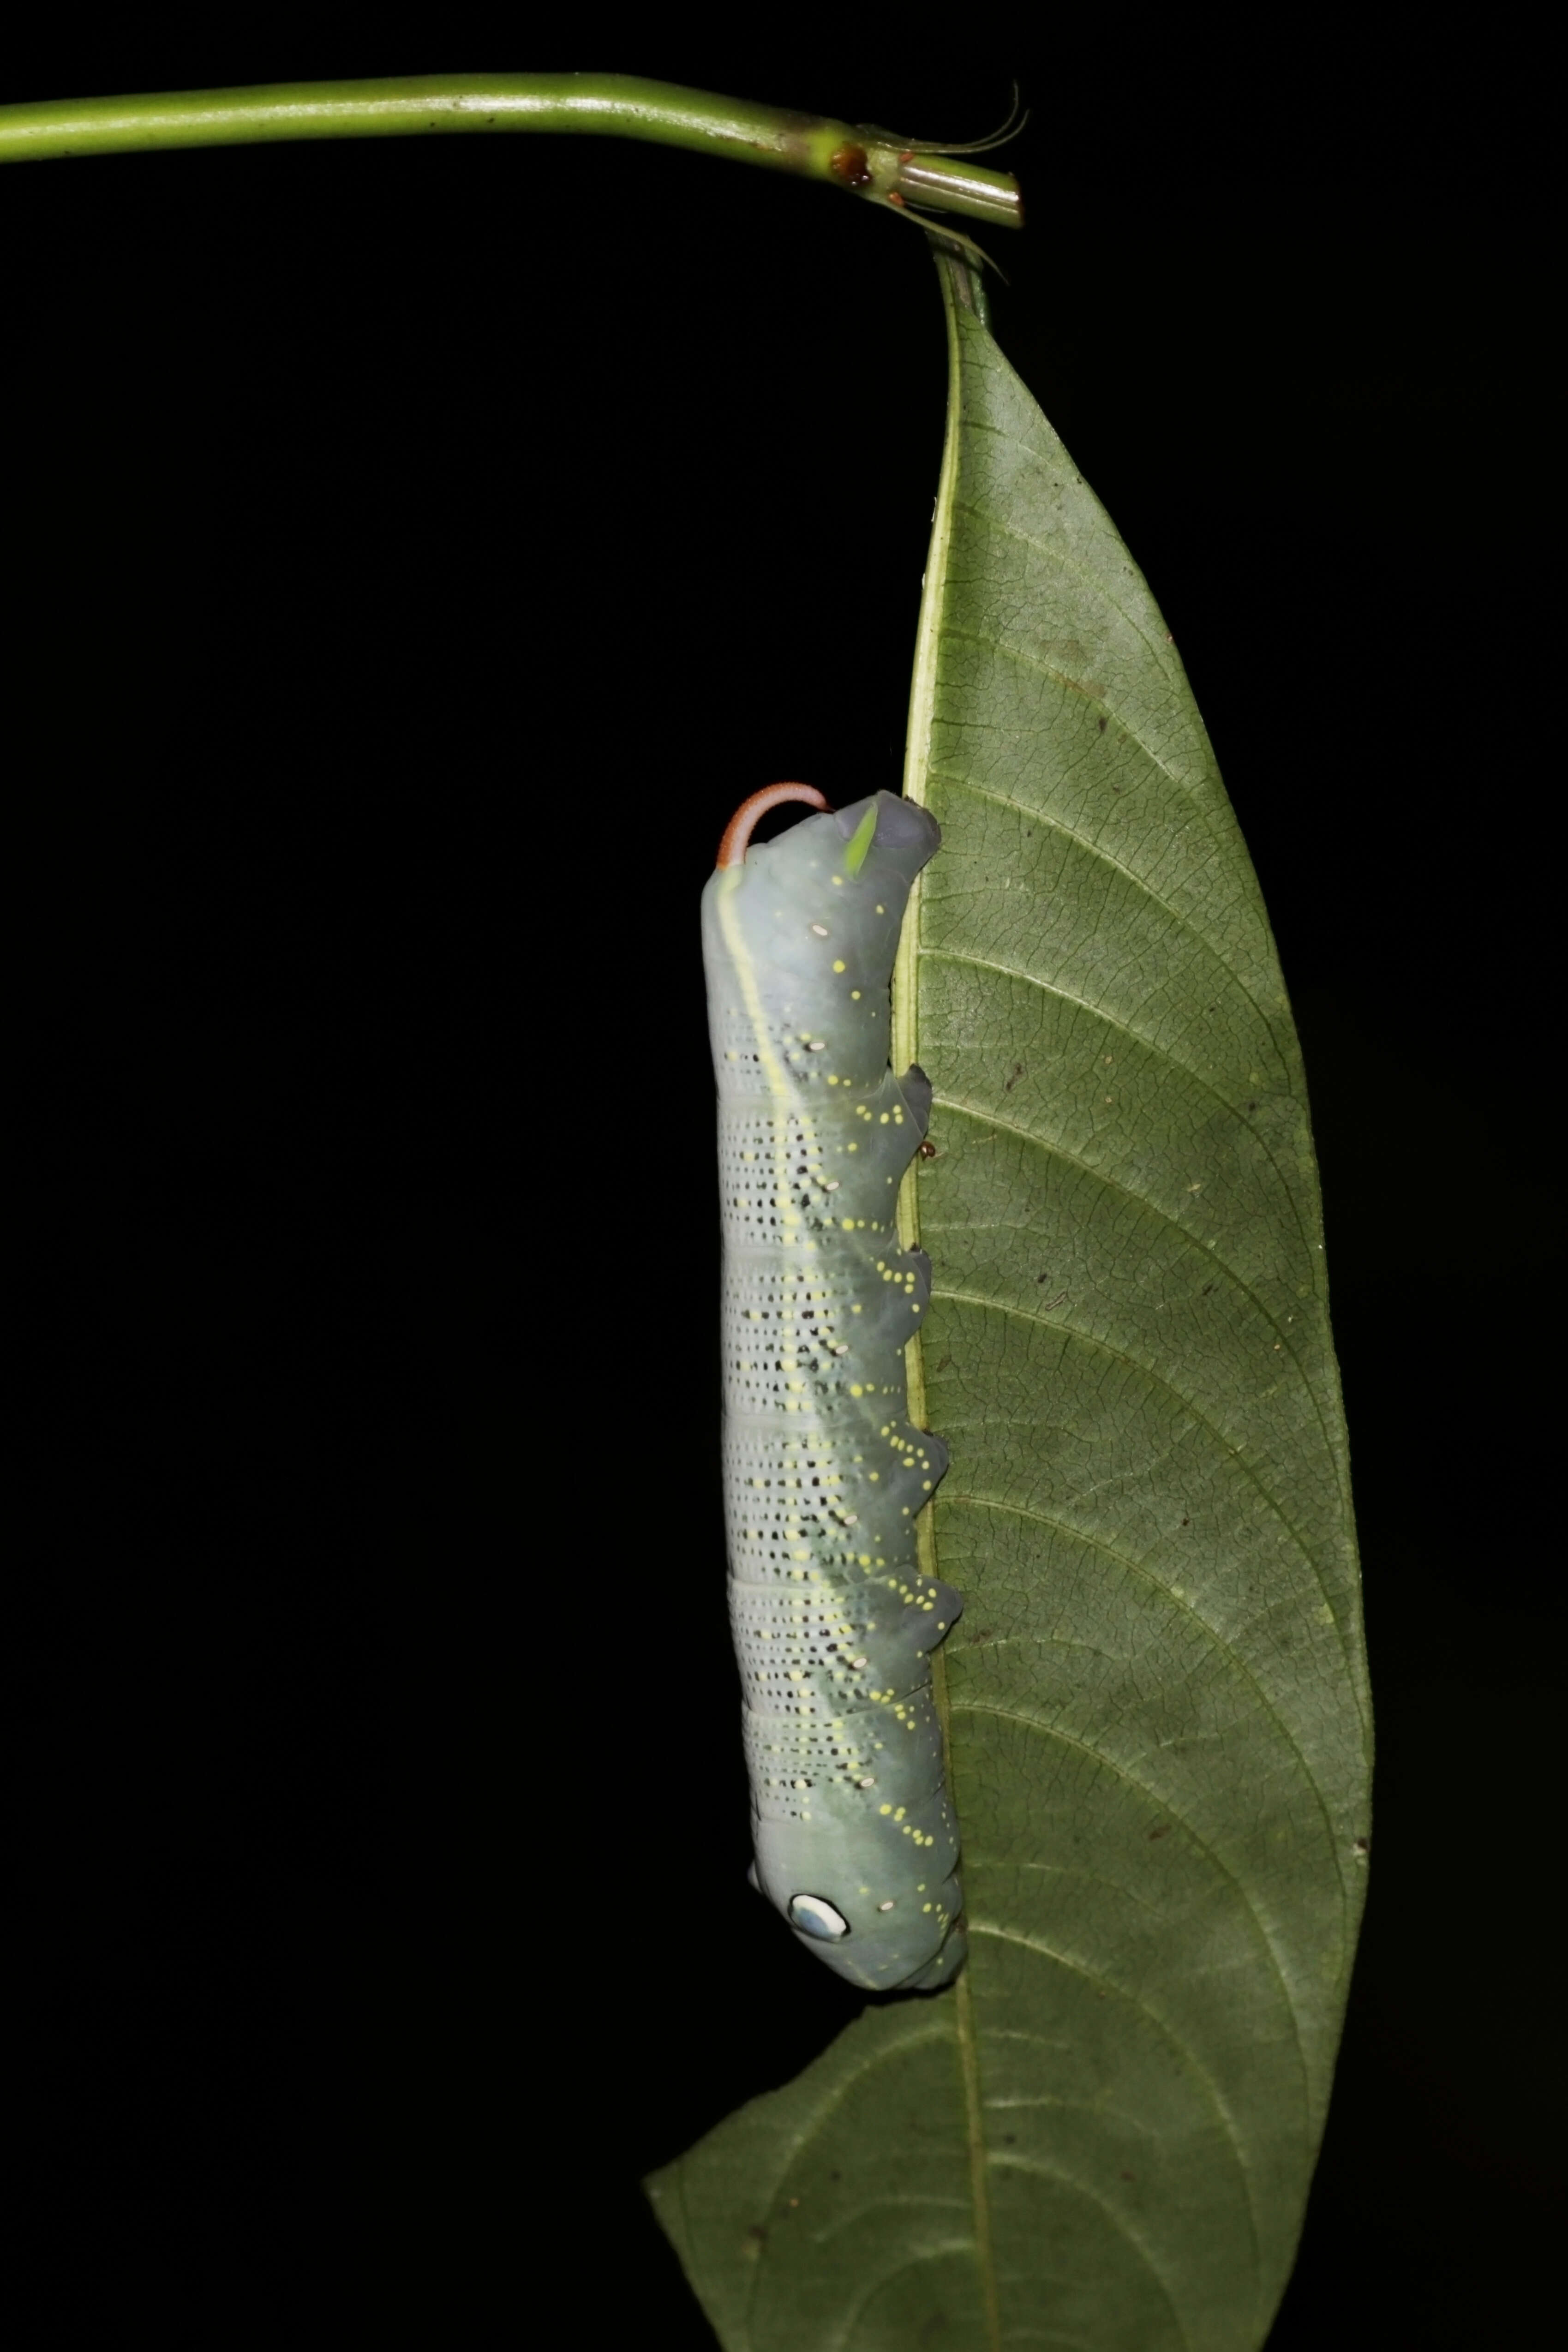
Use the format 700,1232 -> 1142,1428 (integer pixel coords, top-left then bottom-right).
650,265 -> 1371,2352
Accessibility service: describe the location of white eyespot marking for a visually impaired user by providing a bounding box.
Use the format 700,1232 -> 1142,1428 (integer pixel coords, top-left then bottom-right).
789,1894 -> 850,1941
878,1900 -> 896,1912
810,923 -> 829,936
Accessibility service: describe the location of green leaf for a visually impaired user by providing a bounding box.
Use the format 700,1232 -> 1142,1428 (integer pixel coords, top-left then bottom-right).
649,258 -> 1371,2352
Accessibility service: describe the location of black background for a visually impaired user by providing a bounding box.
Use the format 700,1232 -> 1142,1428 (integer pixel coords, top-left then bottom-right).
6,25 -> 1554,2347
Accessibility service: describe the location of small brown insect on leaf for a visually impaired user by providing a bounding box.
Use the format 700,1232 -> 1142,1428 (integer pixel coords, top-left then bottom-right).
1149,1824 -> 1171,1841
918,1139 -> 938,1159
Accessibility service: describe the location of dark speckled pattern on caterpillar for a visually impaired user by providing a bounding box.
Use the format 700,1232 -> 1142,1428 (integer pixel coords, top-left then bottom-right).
701,789 -> 965,1992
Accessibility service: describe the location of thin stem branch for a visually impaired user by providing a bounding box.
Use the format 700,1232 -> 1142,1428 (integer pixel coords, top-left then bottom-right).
0,72 -> 1023,229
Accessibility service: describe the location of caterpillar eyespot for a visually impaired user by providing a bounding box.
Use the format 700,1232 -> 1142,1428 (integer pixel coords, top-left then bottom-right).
789,1893 -> 851,1940
701,785 -> 965,1993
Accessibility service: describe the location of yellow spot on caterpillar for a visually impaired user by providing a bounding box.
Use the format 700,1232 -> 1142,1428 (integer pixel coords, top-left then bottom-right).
850,989 -> 862,999
879,1804 -> 892,1816
832,960 -> 846,973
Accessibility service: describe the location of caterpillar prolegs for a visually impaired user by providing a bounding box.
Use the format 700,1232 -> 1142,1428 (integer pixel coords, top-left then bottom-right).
701,787 -> 965,1993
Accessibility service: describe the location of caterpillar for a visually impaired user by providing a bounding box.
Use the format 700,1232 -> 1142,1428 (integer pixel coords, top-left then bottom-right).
701,785 -> 965,1993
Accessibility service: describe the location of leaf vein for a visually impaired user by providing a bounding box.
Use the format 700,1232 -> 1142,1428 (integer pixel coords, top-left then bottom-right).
986,2152 -> 1196,2352
943,1490 -> 1352,1906
931,1283 -> 1358,1686
961,1700 -> 1315,2117
948,492 -> 1191,715
970,1917 -> 1262,2310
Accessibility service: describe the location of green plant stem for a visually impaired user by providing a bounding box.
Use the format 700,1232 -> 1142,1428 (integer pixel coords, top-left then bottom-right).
0,73 -> 1023,229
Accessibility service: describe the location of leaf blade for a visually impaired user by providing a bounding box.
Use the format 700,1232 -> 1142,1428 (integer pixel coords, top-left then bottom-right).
652,260 -> 1370,2352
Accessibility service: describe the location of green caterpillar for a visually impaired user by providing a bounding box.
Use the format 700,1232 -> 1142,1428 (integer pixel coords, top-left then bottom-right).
701,785 -> 964,1992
